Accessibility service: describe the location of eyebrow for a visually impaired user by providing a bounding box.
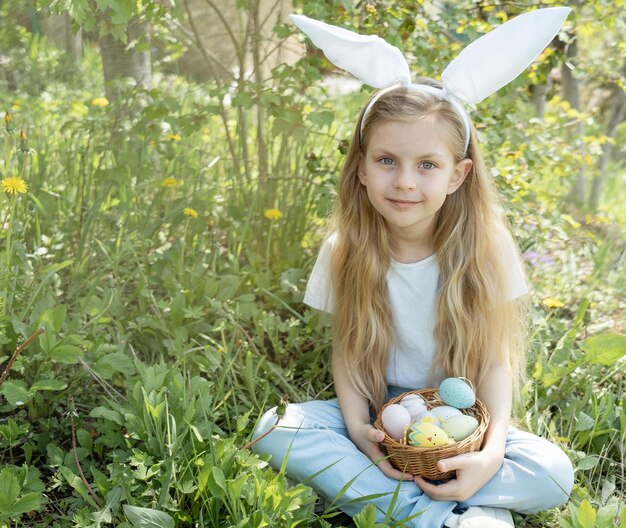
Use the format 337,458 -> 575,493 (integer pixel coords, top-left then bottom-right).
370,148 -> 446,159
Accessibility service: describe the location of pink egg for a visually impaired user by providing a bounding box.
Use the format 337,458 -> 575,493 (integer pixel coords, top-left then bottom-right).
381,404 -> 412,441
399,393 -> 428,419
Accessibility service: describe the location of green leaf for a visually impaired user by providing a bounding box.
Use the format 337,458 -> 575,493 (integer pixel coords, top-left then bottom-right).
40,260 -> 73,275
59,466 -> 98,508
308,110 -> 334,128
8,492 -> 42,515
92,487 -> 123,526
574,412 -> 595,432
576,455 -> 599,471
49,344 -> 83,364
577,499 -> 596,528
0,381 -> 34,406
0,468 -> 20,514
208,466 -> 227,498
89,406 -> 124,426
579,333 -> 626,366
30,379 -> 68,391
123,505 -> 175,528
353,503 -> 378,528
39,305 -> 67,333
95,352 -> 135,378
231,91 -> 254,109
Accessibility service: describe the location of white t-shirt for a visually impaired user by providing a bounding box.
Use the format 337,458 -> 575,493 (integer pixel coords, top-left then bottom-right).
303,233 -> 528,389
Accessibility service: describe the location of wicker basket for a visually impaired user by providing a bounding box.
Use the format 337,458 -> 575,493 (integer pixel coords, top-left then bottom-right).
373,387 -> 490,480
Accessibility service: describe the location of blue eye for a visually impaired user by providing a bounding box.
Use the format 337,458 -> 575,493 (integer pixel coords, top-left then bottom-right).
420,161 -> 435,170
379,157 -> 395,165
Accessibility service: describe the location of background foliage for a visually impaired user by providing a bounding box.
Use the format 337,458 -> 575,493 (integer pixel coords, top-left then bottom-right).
0,0 -> 625,527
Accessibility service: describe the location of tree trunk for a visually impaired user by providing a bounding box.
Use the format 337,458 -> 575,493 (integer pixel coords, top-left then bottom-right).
99,19 -> 151,101
561,37 -> 586,206
588,86 -> 626,210
250,0 -> 269,185
39,10 -> 82,60
531,82 -> 549,118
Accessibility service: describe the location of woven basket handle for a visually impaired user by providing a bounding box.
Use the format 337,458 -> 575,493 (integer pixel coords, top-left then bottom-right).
457,376 -> 475,393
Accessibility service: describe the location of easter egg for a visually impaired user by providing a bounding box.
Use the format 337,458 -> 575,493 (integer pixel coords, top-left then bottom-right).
398,393 -> 427,419
441,414 -> 479,442
412,410 -> 441,427
430,405 -> 463,422
381,404 -> 412,441
438,377 -> 476,409
407,422 -> 453,447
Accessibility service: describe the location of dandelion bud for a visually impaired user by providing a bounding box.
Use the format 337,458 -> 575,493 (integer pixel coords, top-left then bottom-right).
20,129 -> 26,142
4,111 -> 13,131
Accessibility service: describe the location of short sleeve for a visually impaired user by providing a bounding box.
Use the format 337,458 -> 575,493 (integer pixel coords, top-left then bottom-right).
303,234 -> 336,313
500,232 -> 529,300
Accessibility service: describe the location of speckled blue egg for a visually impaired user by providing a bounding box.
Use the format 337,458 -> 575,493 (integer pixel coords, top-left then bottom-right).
438,377 -> 475,409
430,405 -> 463,422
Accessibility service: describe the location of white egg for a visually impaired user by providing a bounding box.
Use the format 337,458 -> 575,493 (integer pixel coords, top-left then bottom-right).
430,405 -> 463,422
381,404 -> 412,441
398,393 -> 428,419
412,410 -> 441,427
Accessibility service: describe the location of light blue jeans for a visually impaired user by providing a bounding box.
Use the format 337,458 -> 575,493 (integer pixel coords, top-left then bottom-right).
251,388 -> 574,527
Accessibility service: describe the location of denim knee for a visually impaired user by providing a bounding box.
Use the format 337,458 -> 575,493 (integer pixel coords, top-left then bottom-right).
253,406 -> 280,439
541,447 -> 575,508
525,445 -> 575,512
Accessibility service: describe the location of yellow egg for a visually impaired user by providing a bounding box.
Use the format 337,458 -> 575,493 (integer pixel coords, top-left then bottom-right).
407,422 -> 453,447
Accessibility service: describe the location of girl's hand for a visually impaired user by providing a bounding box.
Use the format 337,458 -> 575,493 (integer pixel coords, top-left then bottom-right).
351,423 -> 414,481
413,448 -> 503,501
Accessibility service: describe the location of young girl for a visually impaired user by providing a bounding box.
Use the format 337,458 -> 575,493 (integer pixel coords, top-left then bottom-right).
252,13 -> 574,528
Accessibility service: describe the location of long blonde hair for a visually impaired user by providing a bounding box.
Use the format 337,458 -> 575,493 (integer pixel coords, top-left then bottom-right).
329,80 -> 528,412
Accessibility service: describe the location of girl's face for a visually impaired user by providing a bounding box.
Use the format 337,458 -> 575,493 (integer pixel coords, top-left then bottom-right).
358,117 -> 472,247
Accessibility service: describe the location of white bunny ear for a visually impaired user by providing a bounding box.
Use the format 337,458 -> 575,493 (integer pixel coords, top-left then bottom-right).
289,14 -> 411,89
442,7 -> 571,104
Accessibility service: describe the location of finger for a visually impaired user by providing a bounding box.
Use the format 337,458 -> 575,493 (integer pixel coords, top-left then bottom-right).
437,454 -> 471,473
367,450 -> 413,480
367,426 -> 385,443
414,475 -> 460,501
377,459 -> 414,481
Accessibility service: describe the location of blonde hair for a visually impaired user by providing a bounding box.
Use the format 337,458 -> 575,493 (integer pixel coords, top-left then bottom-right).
329,80 -> 528,413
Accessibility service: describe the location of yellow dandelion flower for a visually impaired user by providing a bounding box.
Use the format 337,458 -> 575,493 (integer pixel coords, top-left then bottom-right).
264,208 -> 283,220
166,133 -> 182,141
1,176 -> 28,195
91,97 -> 109,107
183,207 -> 199,218
542,298 -> 565,309
4,111 -> 12,124
161,177 -> 178,188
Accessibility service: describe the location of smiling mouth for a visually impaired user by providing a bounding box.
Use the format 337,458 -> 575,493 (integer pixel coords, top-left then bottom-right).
387,198 -> 421,208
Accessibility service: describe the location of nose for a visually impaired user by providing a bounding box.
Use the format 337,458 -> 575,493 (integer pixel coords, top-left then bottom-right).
393,167 -> 416,190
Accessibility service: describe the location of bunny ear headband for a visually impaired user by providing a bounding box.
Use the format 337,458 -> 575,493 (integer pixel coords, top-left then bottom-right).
289,7 -> 570,152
